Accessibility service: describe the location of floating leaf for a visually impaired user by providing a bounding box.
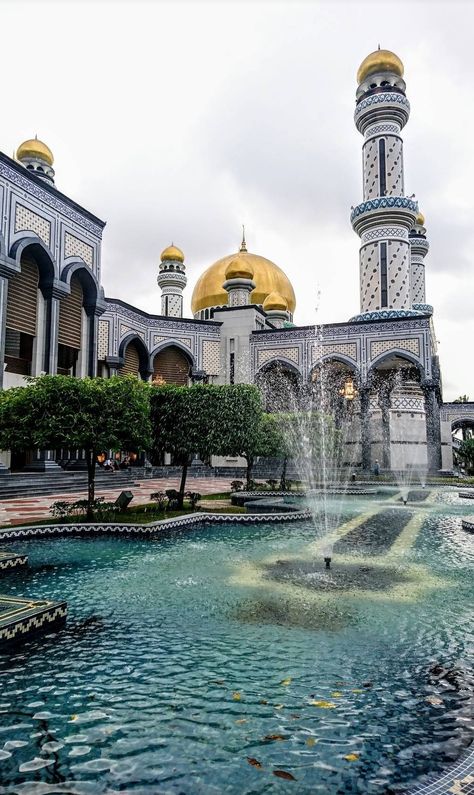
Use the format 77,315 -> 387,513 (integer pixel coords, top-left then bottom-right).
69,715 -> 78,722
273,769 -> 296,781
362,681 -> 373,688
232,692 -> 241,701
344,753 -> 360,762
274,704 -> 284,710
280,677 -> 292,686
310,700 -> 336,709
235,718 -> 247,724
259,699 -> 268,705
331,691 -> 343,697
425,695 -> 443,705
247,757 -> 263,769
352,689 -> 363,694
306,737 -> 318,747
264,734 -> 287,742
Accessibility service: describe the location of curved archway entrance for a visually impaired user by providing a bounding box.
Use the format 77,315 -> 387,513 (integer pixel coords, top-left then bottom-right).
256,361 -> 302,413
152,345 -> 191,386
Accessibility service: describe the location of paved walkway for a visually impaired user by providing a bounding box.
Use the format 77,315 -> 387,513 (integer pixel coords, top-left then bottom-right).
0,477 -> 234,527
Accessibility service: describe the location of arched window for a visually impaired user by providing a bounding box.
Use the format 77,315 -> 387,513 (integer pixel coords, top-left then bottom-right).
5,255 -> 39,375
119,342 -> 141,377
58,275 -> 83,375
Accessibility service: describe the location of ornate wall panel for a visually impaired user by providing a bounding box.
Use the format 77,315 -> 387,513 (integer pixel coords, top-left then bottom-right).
14,204 -> 51,247
97,321 -> 109,360
370,337 -> 419,359
64,232 -> 94,267
202,339 -> 220,375
257,347 -> 299,367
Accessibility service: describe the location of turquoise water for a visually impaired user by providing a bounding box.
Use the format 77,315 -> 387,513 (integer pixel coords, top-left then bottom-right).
0,496 -> 472,794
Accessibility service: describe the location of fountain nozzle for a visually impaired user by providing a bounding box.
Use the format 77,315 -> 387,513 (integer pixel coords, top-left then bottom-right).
324,557 -> 331,570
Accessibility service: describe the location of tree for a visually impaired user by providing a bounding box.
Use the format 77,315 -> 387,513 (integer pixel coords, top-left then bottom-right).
459,438 -> 474,474
150,384 -> 234,507
454,395 -> 470,403
150,383 -> 267,499
0,375 -> 151,519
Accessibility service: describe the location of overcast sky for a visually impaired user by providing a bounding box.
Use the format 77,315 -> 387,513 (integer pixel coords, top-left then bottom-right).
2,0 -> 473,399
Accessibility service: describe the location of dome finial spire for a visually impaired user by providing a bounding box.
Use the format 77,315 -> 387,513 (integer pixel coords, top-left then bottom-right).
240,225 -> 247,253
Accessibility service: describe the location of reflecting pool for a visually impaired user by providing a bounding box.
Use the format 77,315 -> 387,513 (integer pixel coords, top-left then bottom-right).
0,491 -> 472,794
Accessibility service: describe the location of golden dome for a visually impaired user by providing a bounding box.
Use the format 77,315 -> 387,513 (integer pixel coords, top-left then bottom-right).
357,49 -> 404,84
263,291 -> 288,312
16,137 -> 54,167
224,254 -> 254,281
191,249 -> 296,315
161,244 -> 184,263
415,211 -> 425,226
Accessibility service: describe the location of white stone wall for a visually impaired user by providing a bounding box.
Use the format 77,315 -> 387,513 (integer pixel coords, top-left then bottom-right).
360,242 -> 380,311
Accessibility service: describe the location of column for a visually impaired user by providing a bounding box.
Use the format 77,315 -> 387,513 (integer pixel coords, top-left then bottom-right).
378,384 -> 392,470
424,384 -> 442,472
359,386 -> 371,471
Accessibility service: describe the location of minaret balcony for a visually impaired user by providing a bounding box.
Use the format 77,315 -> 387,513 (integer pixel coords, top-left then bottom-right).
354,91 -> 410,133
351,196 -> 418,235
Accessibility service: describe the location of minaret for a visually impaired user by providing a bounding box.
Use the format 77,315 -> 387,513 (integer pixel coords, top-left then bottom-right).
16,136 -> 55,184
157,244 -> 187,317
409,211 -> 432,314
350,49 -> 419,321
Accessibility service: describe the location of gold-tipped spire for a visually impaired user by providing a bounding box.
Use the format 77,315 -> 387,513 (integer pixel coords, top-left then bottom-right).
240,225 -> 247,253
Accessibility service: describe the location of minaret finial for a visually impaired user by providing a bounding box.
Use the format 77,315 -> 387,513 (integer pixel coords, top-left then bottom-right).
240,225 -> 247,252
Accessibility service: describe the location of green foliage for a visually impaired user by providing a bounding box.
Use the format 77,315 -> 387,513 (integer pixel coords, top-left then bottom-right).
230,480 -> 244,492
50,497 -> 116,520
0,375 -> 151,453
150,491 -> 167,511
454,395 -> 470,403
459,438 -> 474,472
185,491 -> 201,509
0,375 -> 151,518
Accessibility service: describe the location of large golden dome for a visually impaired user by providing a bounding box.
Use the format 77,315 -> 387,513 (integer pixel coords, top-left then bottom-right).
16,136 -> 54,167
357,49 -> 404,84
191,248 -> 296,315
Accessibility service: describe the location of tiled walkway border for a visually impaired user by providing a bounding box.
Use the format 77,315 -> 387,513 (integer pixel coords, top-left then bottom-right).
0,510 -> 311,542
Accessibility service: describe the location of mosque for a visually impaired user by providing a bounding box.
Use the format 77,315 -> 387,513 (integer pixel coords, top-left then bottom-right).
0,48 -> 472,473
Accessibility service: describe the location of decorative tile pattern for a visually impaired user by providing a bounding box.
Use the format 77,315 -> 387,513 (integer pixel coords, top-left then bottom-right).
64,231 -> 94,266
407,750 -> 474,794
371,338 -> 419,359
120,324 -> 145,341
14,204 -> 51,246
355,91 -> 410,119
0,552 -> 28,571
362,226 -> 407,243
97,320 -> 109,360
202,339 -> 220,375
257,347 -> 299,367
0,596 -> 67,644
351,195 -> 418,222
311,343 -> 357,362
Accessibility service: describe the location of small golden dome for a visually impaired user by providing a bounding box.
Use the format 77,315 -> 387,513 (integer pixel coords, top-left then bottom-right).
357,49 -> 404,85
416,211 -> 425,226
225,254 -> 254,281
191,250 -> 296,315
16,137 -> 54,167
161,244 -> 184,263
263,291 -> 288,312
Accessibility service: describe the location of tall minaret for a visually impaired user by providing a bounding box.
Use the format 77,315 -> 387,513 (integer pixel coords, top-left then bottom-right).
350,49 -> 419,320
409,211 -> 432,313
157,244 -> 187,318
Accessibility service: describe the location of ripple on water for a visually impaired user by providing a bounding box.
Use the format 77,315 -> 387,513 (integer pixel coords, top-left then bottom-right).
0,510 -> 471,794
